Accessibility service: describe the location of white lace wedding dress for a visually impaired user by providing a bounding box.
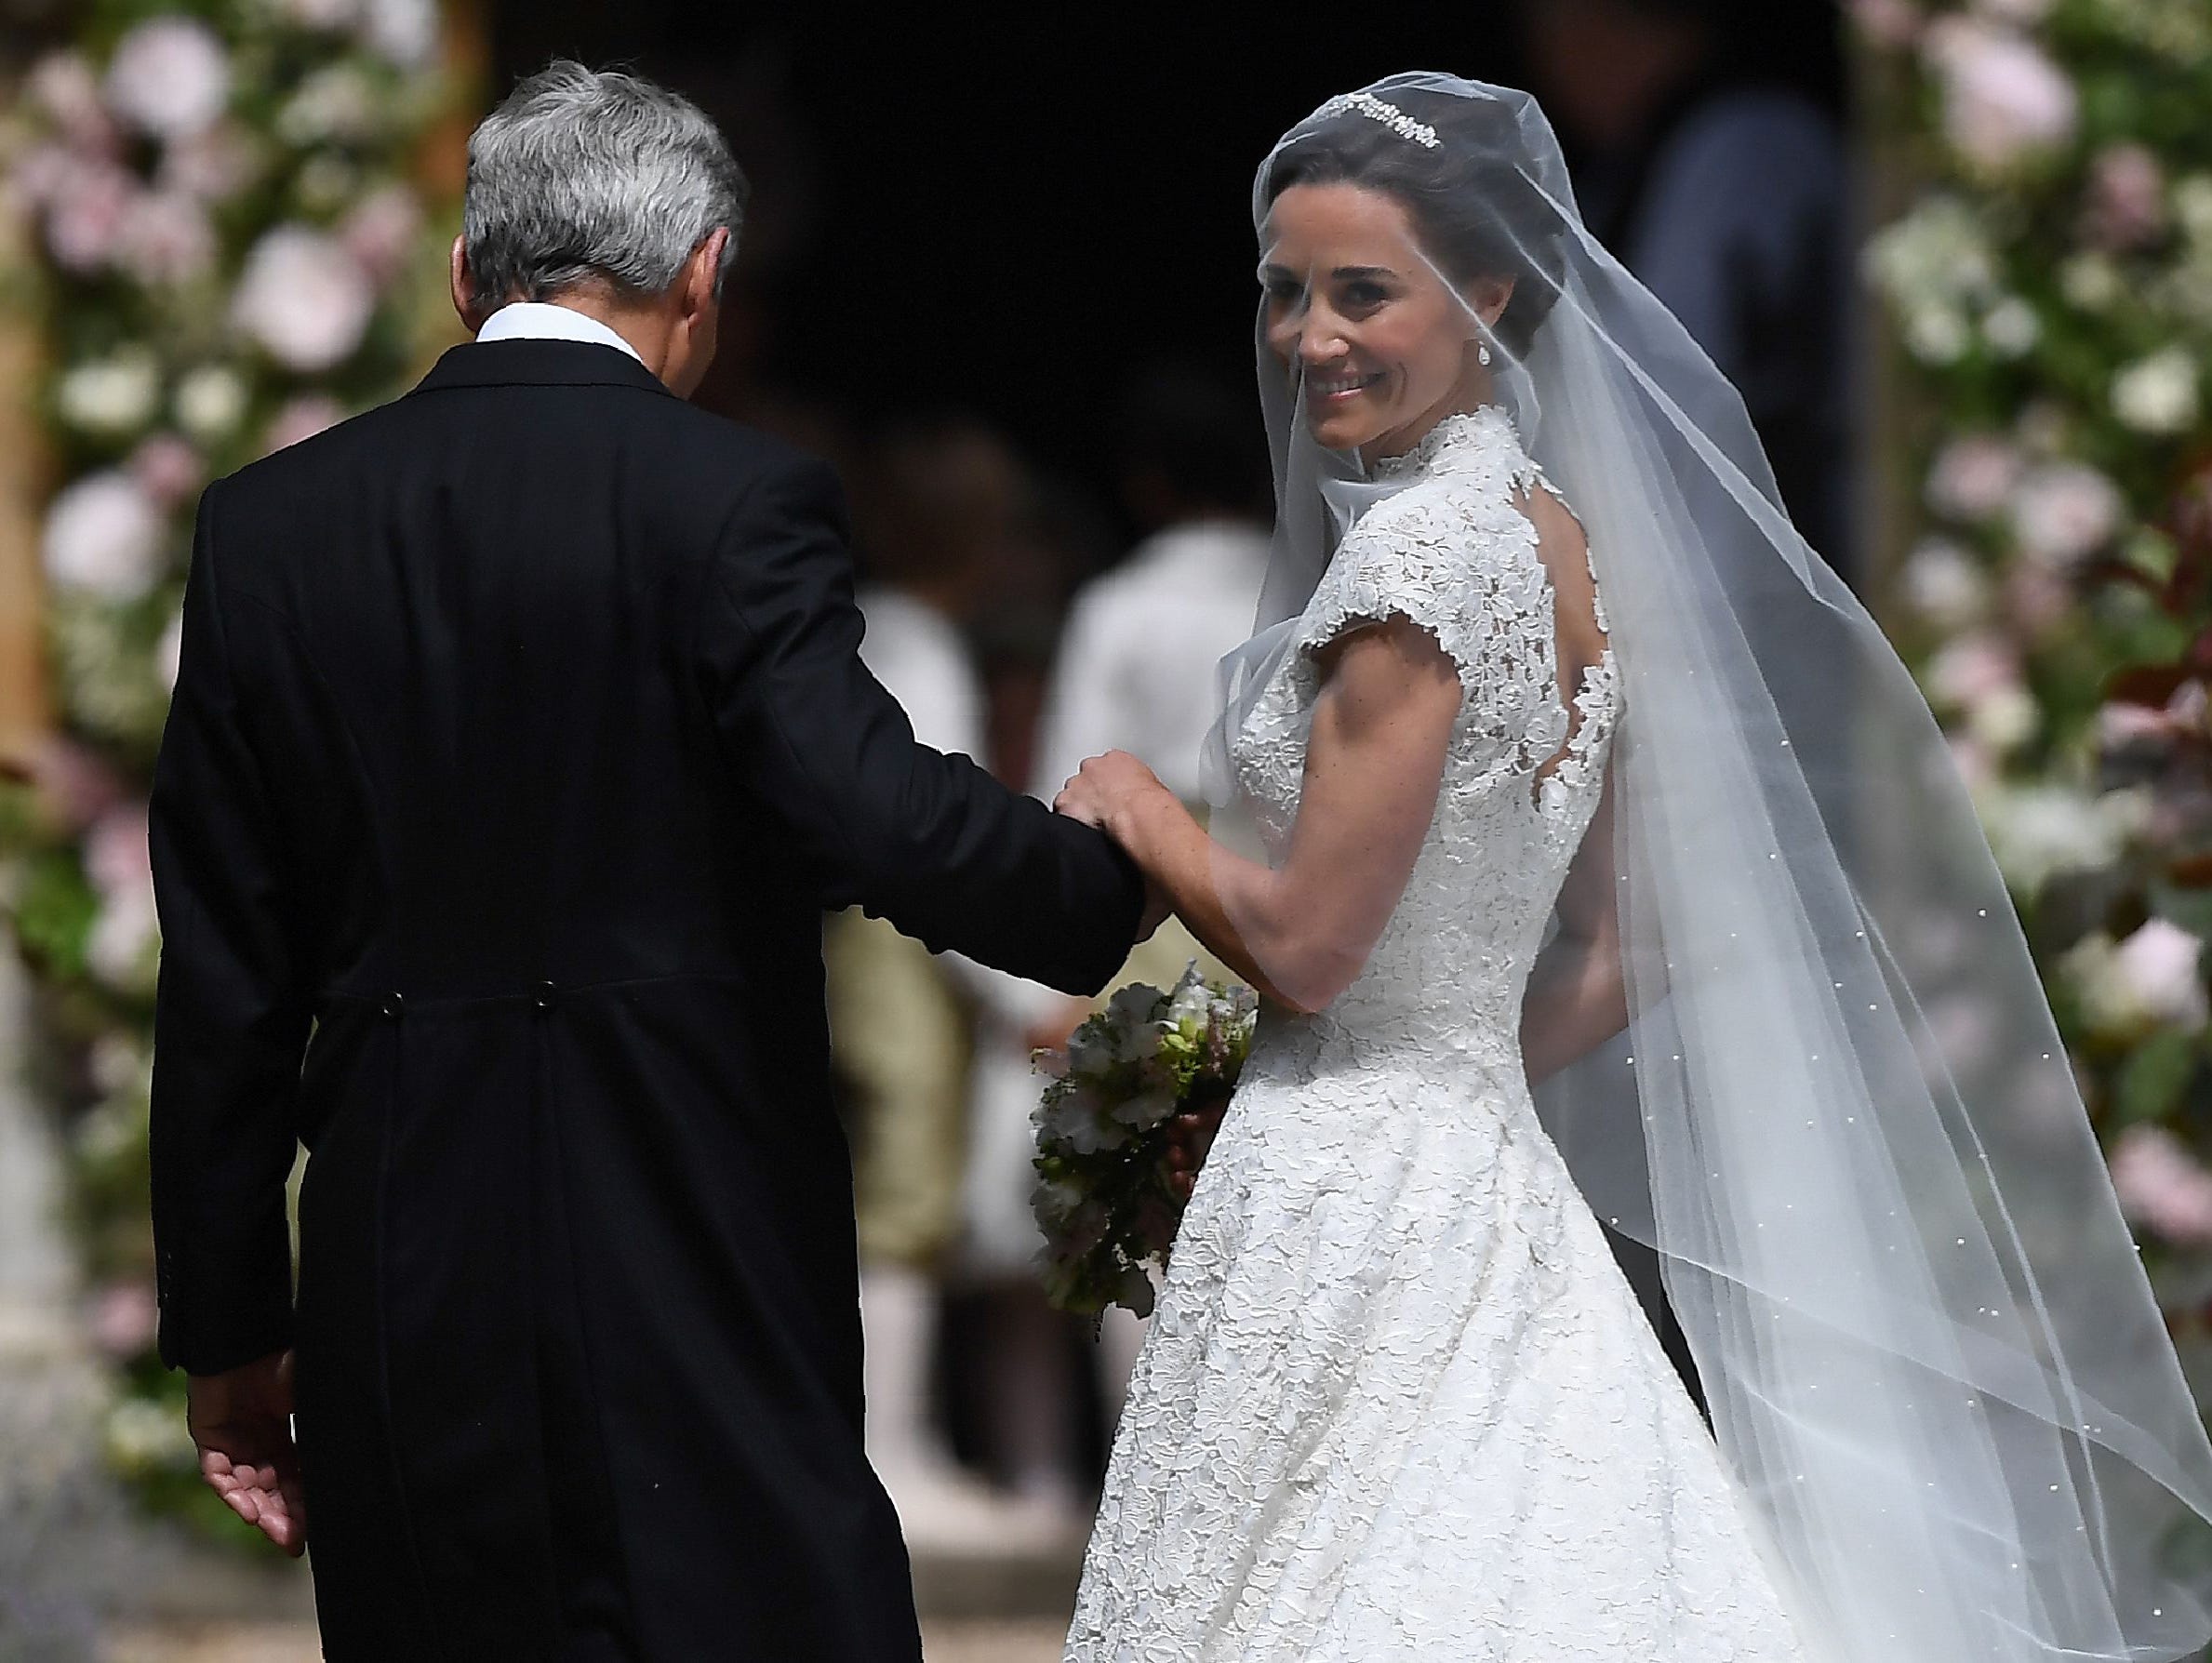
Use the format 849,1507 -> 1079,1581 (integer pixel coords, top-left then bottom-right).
1065,407 -> 1811,1661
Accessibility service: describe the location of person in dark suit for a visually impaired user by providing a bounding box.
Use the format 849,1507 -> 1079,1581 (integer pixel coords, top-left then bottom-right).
148,61 -> 1147,1661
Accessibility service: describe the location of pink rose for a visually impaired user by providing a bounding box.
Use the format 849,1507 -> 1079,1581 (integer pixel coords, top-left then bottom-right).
129,434 -> 205,511
339,184 -> 423,288
1925,18 -> 2077,172
2081,143 -> 2165,252
2111,1124 -> 2212,1247
260,394 -> 347,456
1926,433 -> 2020,521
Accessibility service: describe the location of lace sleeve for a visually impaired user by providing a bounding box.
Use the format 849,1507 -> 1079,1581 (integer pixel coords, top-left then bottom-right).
1291,484 -> 1510,688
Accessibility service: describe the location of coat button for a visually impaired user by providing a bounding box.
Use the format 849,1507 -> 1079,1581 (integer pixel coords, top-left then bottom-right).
381,991 -> 405,1018
535,980 -> 556,1011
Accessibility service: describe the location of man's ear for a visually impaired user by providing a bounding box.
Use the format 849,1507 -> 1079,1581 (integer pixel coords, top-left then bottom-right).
449,235 -> 485,332
684,227 -> 731,325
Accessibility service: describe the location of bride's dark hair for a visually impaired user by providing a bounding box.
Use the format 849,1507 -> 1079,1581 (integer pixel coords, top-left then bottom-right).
1262,90 -> 1566,358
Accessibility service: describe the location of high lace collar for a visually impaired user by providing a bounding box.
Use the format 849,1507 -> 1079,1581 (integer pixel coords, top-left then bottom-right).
1366,404 -> 1518,481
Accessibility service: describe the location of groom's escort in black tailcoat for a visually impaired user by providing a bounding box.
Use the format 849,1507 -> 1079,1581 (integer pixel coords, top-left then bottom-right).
147,335 -> 1143,1660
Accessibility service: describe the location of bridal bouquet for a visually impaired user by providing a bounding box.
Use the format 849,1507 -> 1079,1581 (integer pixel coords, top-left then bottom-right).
1031,964 -> 1259,1320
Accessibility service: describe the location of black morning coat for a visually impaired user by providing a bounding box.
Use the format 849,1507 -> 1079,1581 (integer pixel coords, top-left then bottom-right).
146,338 -> 1144,1660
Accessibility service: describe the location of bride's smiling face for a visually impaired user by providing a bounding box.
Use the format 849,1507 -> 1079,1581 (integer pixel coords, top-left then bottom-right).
1259,181 -> 1511,460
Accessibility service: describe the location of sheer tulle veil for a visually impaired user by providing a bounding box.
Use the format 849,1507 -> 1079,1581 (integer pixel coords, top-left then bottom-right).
1198,72 -> 2212,1661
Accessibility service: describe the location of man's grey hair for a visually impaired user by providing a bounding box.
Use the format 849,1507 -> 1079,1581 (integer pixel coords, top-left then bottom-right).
463,61 -> 748,307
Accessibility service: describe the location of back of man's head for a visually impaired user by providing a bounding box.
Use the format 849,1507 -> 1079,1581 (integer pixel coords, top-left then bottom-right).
462,60 -> 748,313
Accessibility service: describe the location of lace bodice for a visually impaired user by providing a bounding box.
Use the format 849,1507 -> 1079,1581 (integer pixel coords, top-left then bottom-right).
1227,406 -> 1619,1059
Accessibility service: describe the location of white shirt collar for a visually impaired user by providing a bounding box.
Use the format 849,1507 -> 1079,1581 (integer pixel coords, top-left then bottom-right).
475,301 -> 646,366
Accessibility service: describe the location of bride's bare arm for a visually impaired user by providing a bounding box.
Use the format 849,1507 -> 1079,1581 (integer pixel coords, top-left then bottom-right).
1057,618 -> 1462,1013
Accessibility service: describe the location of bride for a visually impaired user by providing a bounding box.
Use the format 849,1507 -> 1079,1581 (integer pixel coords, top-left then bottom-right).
1053,74 -> 2212,1661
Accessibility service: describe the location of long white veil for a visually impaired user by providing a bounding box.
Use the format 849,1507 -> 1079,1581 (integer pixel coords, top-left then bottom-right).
1200,72 -> 2212,1661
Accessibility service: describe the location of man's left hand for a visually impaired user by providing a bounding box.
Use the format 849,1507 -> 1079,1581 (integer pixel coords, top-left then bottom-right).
188,1348 -> 307,1556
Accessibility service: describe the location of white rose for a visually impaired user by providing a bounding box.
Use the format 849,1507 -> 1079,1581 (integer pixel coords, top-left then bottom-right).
2112,348 -> 2200,436
42,471 -> 166,602
364,0 -> 440,66
1979,783 -> 2142,893
1967,684 -> 2038,752
232,226 -> 374,373
1979,295 -> 2041,356
103,18 -> 232,141
1925,631 -> 2019,708
1925,18 -> 2077,172
1900,539 -> 1990,628
57,352 -> 161,439
2010,460 -> 2123,565
2114,918 -> 2209,1029
2059,252 -> 2123,312
174,365 -> 248,442
1905,305 -> 1971,366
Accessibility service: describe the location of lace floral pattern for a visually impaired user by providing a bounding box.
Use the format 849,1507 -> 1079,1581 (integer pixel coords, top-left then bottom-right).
1064,409 -> 1810,1661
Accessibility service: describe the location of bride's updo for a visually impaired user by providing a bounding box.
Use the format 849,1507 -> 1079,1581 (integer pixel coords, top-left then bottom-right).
1262,87 -> 1566,359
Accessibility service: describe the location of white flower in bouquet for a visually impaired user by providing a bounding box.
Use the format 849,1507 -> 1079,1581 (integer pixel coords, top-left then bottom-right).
2111,348 -> 2200,435
104,18 -> 232,142
1923,18 -> 2077,174
1044,1080 -> 1128,1156
1900,538 -> 1991,628
173,365 -> 249,443
1926,435 -> 2021,522
57,352 -> 162,440
2110,1124 -> 2212,1248
117,191 -> 219,288
41,472 -> 166,602
364,0 -> 441,67
2010,460 -> 2123,565
233,226 -> 375,373
260,393 -> 346,456
1979,295 -> 2041,357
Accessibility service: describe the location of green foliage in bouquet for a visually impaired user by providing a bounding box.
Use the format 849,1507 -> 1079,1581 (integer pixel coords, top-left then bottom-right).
1032,965 -> 1258,1321
1857,0 -> 2212,1371
0,0 -> 462,1539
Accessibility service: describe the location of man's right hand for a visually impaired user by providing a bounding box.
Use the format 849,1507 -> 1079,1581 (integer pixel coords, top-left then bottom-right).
187,1348 -> 307,1556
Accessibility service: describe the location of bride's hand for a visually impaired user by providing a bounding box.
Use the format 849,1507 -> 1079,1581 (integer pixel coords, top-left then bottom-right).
1055,751 -> 1168,845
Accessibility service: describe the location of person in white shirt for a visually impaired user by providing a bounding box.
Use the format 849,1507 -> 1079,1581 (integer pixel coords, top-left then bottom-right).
823,417 -> 1033,1549
958,367 -> 1273,1507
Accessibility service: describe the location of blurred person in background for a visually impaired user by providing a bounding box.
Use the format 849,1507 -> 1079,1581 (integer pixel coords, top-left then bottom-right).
1523,0 -> 1855,581
957,366 -> 1274,1514
827,414 -> 1033,1548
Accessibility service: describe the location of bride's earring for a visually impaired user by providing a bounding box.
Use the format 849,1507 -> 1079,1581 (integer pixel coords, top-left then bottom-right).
1477,341 -> 1492,367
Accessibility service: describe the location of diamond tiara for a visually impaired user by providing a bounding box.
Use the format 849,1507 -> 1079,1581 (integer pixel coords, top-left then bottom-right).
1315,91 -> 1441,151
